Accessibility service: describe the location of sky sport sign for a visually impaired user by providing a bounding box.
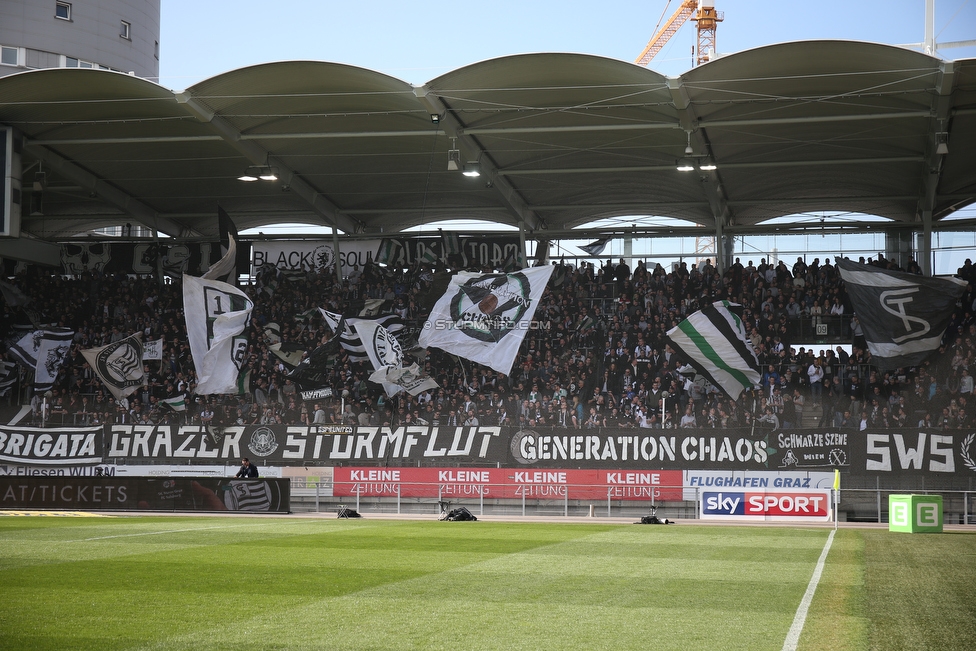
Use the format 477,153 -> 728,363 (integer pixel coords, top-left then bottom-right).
700,489 -> 832,521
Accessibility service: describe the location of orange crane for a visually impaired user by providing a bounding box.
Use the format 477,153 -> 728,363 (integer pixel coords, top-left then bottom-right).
635,0 -> 724,67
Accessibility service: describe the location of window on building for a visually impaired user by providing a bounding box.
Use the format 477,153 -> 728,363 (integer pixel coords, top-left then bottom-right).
65,56 -> 78,67
120,21 -> 130,40
154,41 -> 159,60
55,2 -> 71,20
1,46 -> 18,67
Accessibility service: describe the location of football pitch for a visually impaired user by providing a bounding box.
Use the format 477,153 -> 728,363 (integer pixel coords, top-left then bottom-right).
1,515 -> 974,651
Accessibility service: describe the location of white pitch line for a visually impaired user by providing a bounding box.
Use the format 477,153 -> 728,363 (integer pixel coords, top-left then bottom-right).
782,528 -> 836,651
67,524 -> 248,542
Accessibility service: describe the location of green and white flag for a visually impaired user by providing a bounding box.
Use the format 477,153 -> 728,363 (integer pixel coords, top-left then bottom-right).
161,395 -> 186,411
183,274 -> 253,395
419,265 -> 555,375
440,231 -> 463,265
501,250 -> 527,272
237,369 -> 252,396
441,231 -> 461,256
666,301 -> 760,401
375,238 -> 402,266
419,246 -> 438,265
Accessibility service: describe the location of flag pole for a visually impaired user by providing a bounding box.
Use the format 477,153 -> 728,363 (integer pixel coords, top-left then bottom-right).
833,468 -> 840,530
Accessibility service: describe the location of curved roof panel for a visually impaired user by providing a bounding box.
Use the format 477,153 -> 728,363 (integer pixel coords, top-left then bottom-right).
0,42 -> 971,247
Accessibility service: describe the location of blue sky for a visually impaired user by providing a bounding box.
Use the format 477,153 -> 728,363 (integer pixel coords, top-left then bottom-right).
158,0 -> 976,89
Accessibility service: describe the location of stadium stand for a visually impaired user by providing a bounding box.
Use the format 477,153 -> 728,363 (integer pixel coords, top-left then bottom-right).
4,250 -> 974,433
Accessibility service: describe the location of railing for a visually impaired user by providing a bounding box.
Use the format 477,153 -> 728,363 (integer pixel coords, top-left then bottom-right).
290,481 -> 975,525
294,481 -> 690,519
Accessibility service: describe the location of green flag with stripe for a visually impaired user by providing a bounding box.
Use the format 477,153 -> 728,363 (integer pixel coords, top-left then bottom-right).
666,301 -> 760,400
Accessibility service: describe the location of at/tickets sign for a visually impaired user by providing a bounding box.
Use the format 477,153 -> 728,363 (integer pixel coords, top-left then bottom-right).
700,489 -> 832,521
333,467 -> 683,500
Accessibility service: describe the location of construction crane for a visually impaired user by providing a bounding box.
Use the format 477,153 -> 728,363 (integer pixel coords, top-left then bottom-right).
635,0 -> 724,67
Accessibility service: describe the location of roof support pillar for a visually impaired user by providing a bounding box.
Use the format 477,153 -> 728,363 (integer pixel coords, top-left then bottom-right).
715,217 -> 727,276
920,210 -> 933,275
332,228 -> 343,282
517,220 -> 527,267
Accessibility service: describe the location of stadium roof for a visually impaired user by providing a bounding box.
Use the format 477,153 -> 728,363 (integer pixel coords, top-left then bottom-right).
1,40 -> 974,252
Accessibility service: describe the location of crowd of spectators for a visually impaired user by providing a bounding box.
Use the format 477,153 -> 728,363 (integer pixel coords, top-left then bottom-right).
4,248 -> 976,432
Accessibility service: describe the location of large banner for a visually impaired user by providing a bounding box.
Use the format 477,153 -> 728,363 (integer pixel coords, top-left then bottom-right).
251,237 -> 521,277
59,242 -> 250,278
0,476 -> 290,512
0,426 -> 103,465
507,428 -> 781,469
3,425 -> 976,485
851,431 -> 973,477
104,424 -> 507,465
333,467 -> 684,501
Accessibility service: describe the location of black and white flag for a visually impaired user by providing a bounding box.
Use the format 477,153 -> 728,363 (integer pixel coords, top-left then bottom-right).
352,318 -> 438,397
183,275 -> 253,395
319,309 -> 405,364
0,279 -> 31,307
579,237 -> 610,257
142,338 -> 164,361
0,360 -> 18,396
286,319 -> 344,392
81,333 -> 146,401
203,207 -> 239,286
7,327 -> 74,394
836,258 -> 967,370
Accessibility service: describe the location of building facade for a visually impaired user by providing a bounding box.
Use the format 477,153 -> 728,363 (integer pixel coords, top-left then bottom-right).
0,0 -> 160,80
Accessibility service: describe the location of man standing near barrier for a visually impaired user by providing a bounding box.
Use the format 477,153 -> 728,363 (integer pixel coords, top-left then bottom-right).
235,458 -> 259,478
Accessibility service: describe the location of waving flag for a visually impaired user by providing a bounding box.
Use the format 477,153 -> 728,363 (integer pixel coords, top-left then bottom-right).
81,333 -> 146,401
375,363 -> 438,396
7,327 -> 74,394
0,360 -> 18,396
320,309 -> 405,364
142,338 -> 164,360
579,237 -> 610,257
0,279 -> 31,307
375,239 -> 402,266
419,265 -> 554,375
441,230 -> 463,264
353,318 -> 438,396
200,206 -> 240,286
837,257 -> 966,370
666,301 -> 760,401
161,395 -> 187,411
183,275 -> 252,395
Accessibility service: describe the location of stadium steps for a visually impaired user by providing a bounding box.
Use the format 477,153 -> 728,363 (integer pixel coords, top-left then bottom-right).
799,402 -> 823,428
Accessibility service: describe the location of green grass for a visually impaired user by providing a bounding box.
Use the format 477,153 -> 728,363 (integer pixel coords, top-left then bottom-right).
0,517 -> 973,651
